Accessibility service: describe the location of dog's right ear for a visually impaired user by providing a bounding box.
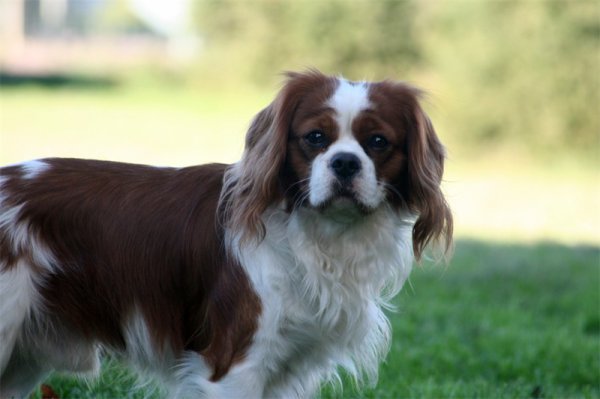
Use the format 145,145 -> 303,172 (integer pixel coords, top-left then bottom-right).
244,103 -> 276,150
236,98 -> 287,240
221,70 -> 333,243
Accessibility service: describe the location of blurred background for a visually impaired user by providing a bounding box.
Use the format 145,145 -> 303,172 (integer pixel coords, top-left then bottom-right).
0,0 -> 597,244
0,1 -> 598,396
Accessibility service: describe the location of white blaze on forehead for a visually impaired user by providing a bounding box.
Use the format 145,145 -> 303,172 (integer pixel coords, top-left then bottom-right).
308,79 -> 383,210
327,79 -> 371,137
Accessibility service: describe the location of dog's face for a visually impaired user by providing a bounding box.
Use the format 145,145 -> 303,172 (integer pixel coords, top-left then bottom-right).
226,70 -> 452,258
287,78 -> 405,215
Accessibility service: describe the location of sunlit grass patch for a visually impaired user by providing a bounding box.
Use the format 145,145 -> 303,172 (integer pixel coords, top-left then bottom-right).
444,161 -> 600,246
0,83 -> 271,167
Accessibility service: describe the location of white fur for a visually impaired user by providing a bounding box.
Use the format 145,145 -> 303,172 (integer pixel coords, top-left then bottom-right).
309,137 -> 383,210
0,260 -> 39,374
0,182 -> 40,379
327,80 -> 371,136
0,203 -> 57,272
21,160 -> 49,180
124,310 -> 173,370
309,80 -> 383,210
0,204 -> 28,253
219,204 -> 413,398
0,164 -> 56,272
0,160 -> 49,181
172,354 -> 219,398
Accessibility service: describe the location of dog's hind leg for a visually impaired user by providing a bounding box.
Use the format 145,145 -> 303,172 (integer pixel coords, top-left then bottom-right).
0,262 -> 38,368
0,262 -> 45,399
0,345 -> 50,399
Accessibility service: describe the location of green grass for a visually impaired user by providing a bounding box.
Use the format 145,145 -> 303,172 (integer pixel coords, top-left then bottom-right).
331,241 -> 600,398
31,240 -> 599,398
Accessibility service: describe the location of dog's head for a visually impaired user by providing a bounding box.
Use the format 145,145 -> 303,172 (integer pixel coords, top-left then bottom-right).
223,70 -> 452,259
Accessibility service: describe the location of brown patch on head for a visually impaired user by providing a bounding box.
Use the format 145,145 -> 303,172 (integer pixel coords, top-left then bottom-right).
367,81 -> 453,259
351,109 -> 408,190
221,70 -> 338,239
283,75 -> 339,208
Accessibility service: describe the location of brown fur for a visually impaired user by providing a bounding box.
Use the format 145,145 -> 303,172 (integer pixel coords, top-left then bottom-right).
368,81 -> 453,259
221,70 -> 338,241
0,159 -> 261,381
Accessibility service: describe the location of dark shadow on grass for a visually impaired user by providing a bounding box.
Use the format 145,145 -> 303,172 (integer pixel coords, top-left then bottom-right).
0,71 -> 118,90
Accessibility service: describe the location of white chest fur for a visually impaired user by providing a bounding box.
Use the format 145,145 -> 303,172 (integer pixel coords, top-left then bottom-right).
221,205 -> 414,398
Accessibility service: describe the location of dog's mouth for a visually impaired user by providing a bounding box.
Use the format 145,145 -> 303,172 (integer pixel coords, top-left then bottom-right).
314,184 -> 375,219
335,185 -> 356,199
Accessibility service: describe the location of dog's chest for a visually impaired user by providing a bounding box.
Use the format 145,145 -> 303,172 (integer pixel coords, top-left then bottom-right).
231,212 -> 411,388
239,245 -> 374,395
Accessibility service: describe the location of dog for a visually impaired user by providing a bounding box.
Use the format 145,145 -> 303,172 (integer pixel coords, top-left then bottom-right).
0,70 -> 452,398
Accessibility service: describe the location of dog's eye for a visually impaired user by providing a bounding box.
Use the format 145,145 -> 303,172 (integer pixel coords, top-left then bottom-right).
304,130 -> 328,148
367,134 -> 389,150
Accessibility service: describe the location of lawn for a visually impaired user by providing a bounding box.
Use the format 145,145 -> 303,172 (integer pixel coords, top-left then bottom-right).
1,83 -> 598,398
30,240 -> 599,398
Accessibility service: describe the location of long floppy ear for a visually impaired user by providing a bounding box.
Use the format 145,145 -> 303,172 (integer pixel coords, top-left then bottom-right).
220,99 -> 287,242
221,71 -> 325,243
407,98 -> 453,261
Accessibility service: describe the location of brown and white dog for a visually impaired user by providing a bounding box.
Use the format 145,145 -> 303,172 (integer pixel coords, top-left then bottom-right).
0,70 -> 452,398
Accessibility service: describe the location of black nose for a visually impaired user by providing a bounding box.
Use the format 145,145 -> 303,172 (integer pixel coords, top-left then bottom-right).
330,152 -> 361,180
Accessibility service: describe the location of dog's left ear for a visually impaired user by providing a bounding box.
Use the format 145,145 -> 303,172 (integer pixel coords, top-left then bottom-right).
406,96 -> 453,261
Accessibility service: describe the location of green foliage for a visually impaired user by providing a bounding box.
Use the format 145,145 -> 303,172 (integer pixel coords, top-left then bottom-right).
194,0 -> 422,82
192,0 -> 599,161
36,241 -> 599,398
426,1 -> 599,159
93,2 -> 156,36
